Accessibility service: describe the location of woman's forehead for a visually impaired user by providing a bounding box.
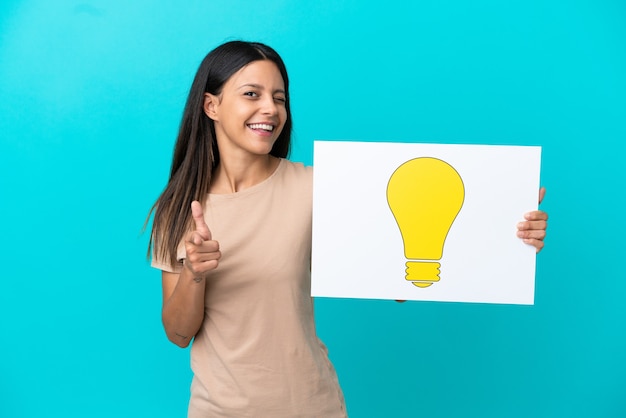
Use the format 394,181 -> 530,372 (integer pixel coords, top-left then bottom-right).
225,60 -> 285,90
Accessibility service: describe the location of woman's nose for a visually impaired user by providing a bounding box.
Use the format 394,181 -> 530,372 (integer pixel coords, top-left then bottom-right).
260,96 -> 278,115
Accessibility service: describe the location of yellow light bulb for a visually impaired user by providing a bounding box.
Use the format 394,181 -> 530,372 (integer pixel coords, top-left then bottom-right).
387,157 -> 465,288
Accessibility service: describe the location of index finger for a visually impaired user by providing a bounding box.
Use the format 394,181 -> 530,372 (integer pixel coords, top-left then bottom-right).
524,210 -> 549,221
191,200 -> 211,240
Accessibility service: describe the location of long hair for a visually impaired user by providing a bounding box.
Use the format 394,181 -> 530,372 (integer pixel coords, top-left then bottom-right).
147,41 -> 292,267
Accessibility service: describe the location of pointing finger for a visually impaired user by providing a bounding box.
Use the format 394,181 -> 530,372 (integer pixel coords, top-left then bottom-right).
191,200 -> 211,241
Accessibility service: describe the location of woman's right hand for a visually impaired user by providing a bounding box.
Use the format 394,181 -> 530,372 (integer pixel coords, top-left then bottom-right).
183,200 -> 221,279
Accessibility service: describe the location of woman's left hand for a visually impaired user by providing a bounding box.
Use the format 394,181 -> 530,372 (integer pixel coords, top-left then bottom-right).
517,187 -> 548,253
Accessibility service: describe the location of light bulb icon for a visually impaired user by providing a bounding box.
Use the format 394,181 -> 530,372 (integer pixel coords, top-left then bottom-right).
387,157 -> 465,288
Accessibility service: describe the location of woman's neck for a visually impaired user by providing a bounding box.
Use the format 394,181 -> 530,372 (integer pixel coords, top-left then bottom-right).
210,155 -> 280,194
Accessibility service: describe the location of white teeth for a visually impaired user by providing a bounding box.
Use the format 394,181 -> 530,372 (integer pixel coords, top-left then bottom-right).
248,123 -> 274,131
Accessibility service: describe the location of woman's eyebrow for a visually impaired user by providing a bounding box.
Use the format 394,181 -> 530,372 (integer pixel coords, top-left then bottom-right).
237,83 -> 262,90
237,83 -> 285,94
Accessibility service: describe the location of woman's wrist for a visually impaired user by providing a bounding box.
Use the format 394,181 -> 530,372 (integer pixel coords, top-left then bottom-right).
180,261 -> 206,284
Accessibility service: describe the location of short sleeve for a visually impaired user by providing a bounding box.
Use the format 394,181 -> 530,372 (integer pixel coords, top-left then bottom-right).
150,240 -> 186,273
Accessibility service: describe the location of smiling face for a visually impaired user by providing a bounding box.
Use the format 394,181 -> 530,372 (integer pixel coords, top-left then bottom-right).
204,60 -> 287,161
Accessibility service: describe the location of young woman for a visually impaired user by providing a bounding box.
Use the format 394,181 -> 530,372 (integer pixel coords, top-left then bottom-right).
148,40 -> 548,417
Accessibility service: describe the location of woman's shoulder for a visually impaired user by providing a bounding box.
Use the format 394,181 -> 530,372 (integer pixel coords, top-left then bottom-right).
276,159 -> 313,195
279,158 -> 313,179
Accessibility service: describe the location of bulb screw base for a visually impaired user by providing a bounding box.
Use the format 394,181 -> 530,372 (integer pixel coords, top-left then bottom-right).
405,261 -> 441,288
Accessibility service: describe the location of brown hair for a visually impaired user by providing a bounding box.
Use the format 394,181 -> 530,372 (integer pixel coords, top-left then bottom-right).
147,41 -> 292,267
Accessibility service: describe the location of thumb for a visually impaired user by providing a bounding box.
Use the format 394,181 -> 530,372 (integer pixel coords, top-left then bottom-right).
538,187 -> 546,205
191,200 -> 212,241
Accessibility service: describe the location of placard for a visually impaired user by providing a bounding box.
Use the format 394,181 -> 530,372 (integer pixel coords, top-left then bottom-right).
311,141 -> 541,305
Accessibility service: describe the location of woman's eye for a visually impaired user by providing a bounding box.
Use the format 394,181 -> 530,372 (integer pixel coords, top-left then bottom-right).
274,96 -> 286,103
243,91 -> 258,97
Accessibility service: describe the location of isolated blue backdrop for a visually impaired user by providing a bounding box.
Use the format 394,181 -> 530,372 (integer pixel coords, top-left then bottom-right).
1,1 -> 625,417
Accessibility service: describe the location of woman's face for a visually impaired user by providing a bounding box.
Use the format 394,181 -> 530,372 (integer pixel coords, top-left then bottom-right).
205,60 -> 287,160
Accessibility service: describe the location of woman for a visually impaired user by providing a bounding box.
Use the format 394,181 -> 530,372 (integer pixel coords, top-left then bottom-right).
148,40 -> 548,417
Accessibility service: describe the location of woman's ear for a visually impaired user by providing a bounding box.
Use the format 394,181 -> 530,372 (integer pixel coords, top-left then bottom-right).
203,93 -> 219,120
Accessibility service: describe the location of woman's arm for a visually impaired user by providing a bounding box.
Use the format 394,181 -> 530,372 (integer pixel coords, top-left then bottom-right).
161,201 -> 221,348
161,269 -> 207,348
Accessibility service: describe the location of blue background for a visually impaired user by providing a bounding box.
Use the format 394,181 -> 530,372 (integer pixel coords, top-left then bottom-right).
1,1 -> 625,417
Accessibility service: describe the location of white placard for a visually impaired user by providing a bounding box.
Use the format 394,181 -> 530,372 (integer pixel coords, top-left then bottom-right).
311,141 -> 541,305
